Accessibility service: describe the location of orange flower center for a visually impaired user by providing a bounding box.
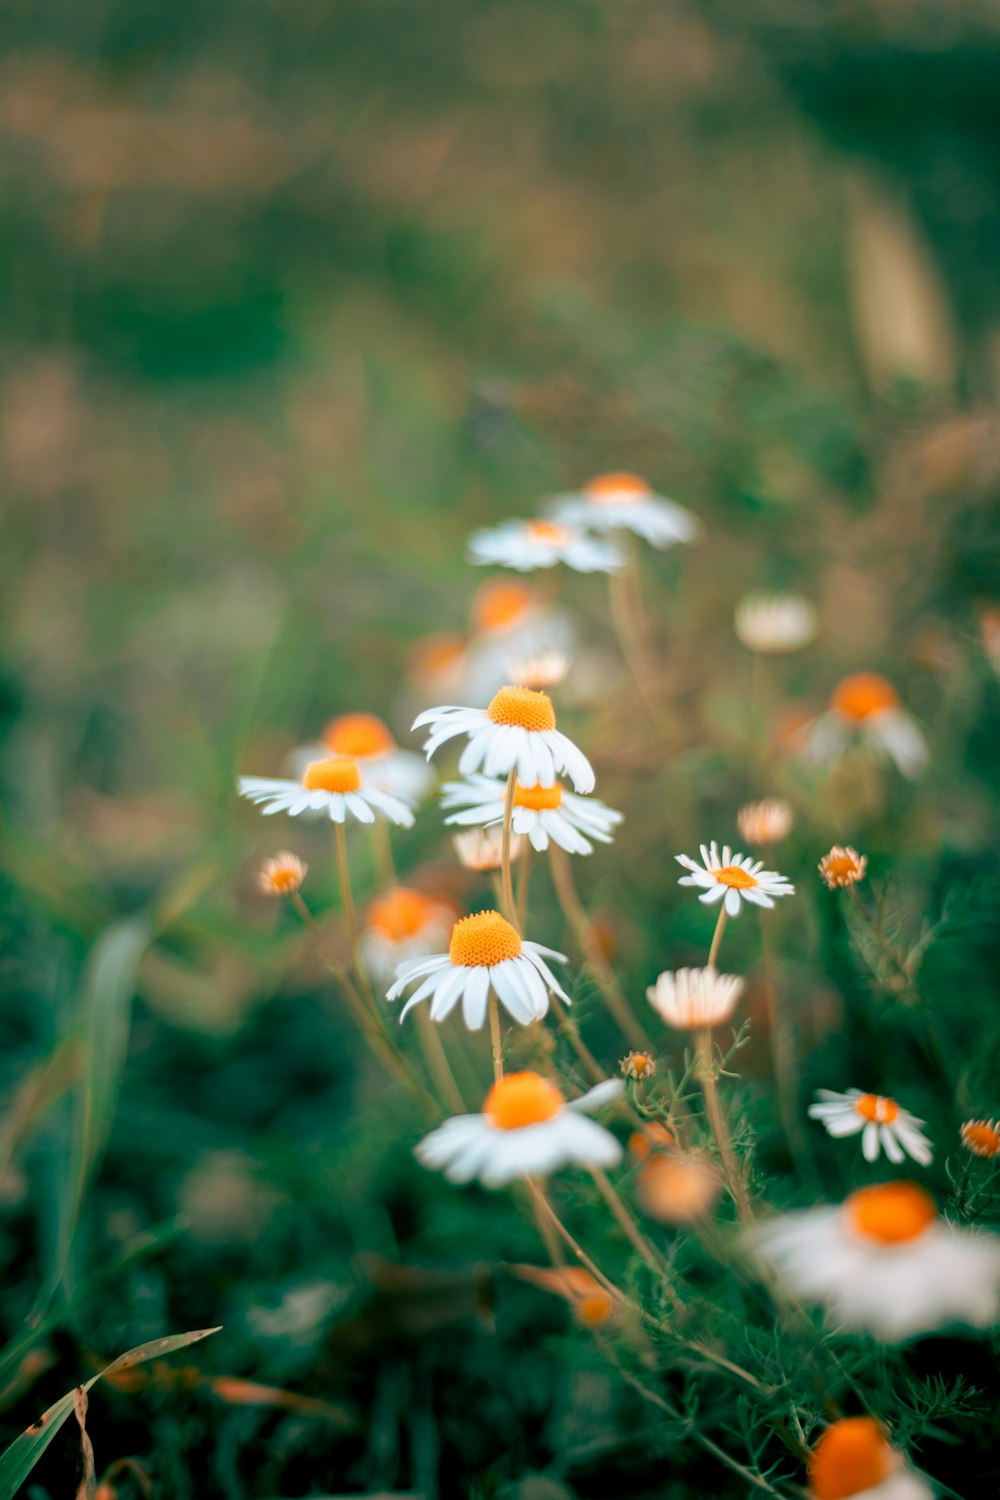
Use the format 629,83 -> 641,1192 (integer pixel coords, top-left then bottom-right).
472,579 -> 535,634
584,471 -> 652,505
808,1417 -> 895,1500
825,855 -> 859,882
411,633 -> 466,683
831,672 -> 899,722
963,1122 -> 1000,1157
514,781 -> 563,811
845,1182 -> 937,1246
449,910 -> 522,968
854,1094 -> 899,1124
714,864 -> 757,889
626,1053 -> 654,1078
367,888 -> 445,942
628,1122 -> 677,1162
484,1070 -> 563,1130
301,756 -> 363,794
487,685 -> 557,732
323,712 -> 396,759
527,520 -> 570,545
267,865 -> 302,894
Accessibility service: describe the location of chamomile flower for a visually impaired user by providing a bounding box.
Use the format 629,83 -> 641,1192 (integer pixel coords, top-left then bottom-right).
807,1418 -> 932,1500
549,472 -> 700,549
801,673 -> 929,780
676,842 -> 795,916
818,845 -> 868,889
737,798 -> 794,846
734,592 -> 817,654
961,1120 -> 1000,1158
646,967 -> 745,1030
440,773 -> 622,855
414,686 -> 594,792
415,1071 -> 623,1187
360,887 -> 457,985
292,712 -> 434,802
238,756 -> 416,827
749,1181 -> 1000,1341
503,649 -> 571,690
620,1051 -> 656,1081
468,518 -> 624,574
808,1090 -> 933,1166
387,909 -> 570,1028
453,826 -> 524,871
256,852 -> 307,897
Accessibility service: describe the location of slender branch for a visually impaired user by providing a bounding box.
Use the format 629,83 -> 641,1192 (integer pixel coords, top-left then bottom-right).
489,992 -> 504,1082
589,1165 -> 665,1276
501,766 -> 518,929
516,841 -> 532,932
696,1027 -> 752,1223
415,1008 -> 466,1114
707,905 -> 728,970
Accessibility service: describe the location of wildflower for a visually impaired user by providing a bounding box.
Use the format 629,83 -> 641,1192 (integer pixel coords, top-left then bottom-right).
961,1120 -> 1000,1158
636,1153 -> 722,1226
256,852 -> 307,897
470,578 -> 539,637
620,1051 -> 656,1081
802,672 -> 928,780
414,686 -> 594,791
646,967 -> 745,1030
320,712 -> 434,801
807,1417 -> 932,1500
468,518 -> 624,574
733,592 -> 817,653
736,798 -> 794,846
415,1072 -> 623,1187
548,472 -> 700,549
628,1122 -> 677,1162
453,826 -> 523,871
749,1181 -> 1000,1340
512,1265 -> 618,1328
818,845 -> 868,889
360,887 -> 457,985
440,773 -> 622,855
808,1090 -> 932,1166
387,910 -> 570,1027
409,634 -> 469,697
503,649 -> 571,690
676,842 -> 795,916
238,756 -> 415,827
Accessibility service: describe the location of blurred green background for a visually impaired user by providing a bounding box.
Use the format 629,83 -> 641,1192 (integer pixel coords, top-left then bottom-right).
2,1 -> 1000,1496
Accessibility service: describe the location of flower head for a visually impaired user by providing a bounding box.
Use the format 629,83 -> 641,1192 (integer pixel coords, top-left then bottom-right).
808,1090 -> 932,1166
387,910 -> 570,1028
360,887 -> 458,984
736,798 -> 794,846
256,852 -> 307,897
819,845 -> 868,889
636,1153 -> 723,1226
548,472 -> 700,549
470,578 -> 539,636
409,633 -> 469,697
511,1265 -> 618,1328
676,842 -> 795,917
802,673 -> 928,780
239,756 -> 415,827
807,1418 -> 931,1500
453,826 -> 523,871
646,967 -> 745,1030
734,592 -> 817,654
414,686 -> 594,792
415,1072 -> 623,1187
441,773 -> 621,856
503,649 -> 571,690
620,1051 -> 656,1081
309,711 -> 434,801
468,518 -> 624,574
961,1119 -> 1000,1158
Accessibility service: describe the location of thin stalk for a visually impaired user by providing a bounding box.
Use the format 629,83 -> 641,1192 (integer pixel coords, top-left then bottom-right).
516,841 -> 532,932
696,1027 -> 752,1223
589,1165 -> 665,1276
333,822 -> 369,1002
525,1180 -> 626,1307
500,766 -> 518,928
416,1009 -> 466,1114
489,993 -> 504,1082
760,915 -> 819,1190
373,819 -> 397,889
707,904 -> 728,969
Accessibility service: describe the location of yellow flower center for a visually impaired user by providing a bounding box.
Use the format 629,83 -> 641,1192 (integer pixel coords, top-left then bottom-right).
854,1093 -> 899,1124
472,579 -> 535,634
267,866 -> 302,894
713,864 -> 757,889
831,672 -> 899,722
826,855 -> 859,882
584,471 -> 652,505
486,685 -> 557,732
526,520 -> 570,545
367,888 -> 446,941
449,910 -> 522,968
300,756 -> 363,794
323,712 -> 396,759
808,1417 -> 895,1500
962,1121 -> 1000,1157
514,781 -> 563,811
484,1070 -> 563,1130
845,1181 -> 936,1246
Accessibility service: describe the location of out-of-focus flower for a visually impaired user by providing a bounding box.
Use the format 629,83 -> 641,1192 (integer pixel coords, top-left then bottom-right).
387,910 -> 569,1028
808,1090 -> 932,1166
736,798 -> 794,846
511,1264 -> 618,1327
620,1051 -> 656,1081
807,1417 -> 932,1500
636,1153 -> 723,1225
409,634 -> 469,698
548,472 -> 700,549
961,1120 -> 1000,1158
239,756 -> 415,827
470,578 -> 540,637
646,968 -> 745,1030
628,1122 -> 677,1162
734,592 -> 817,654
360,887 -> 457,985
441,773 -> 622,855
453,826 -> 523,870
465,581 -> 575,703
415,1072 -> 623,1187
256,852 -> 307,897
503,649 -> 571,690
414,686 -> 594,791
468,518 -> 624,574
801,673 -> 929,780
289,712 -> 434,802
818,845 -> 868,889
749,1180 -> 1000,1340
676,842 -> 795,917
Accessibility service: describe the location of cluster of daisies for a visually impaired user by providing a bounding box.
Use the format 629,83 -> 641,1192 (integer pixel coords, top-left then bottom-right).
238,472 -> 984,1500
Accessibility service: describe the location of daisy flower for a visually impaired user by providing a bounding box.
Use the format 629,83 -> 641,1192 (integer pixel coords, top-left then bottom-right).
801,673 -> 928,780
453,826 -> 524,871
818,845 -> 868,889
503,649 -> 571,691
808,1090 -> 933,1166
548,472 -> 700,549
807,1417 -> 932,1500
468,518 -> 624,574
961,1119 -> 1000,1158
620,1051 -> 656,1081
511,1264 -> 618,1328
415,1071 -> 623,1187
440,773 -> 622,855
387,909 -> 570,1028
646,967 -> 745,1030
408,633 -> 469,699
360,887 -> 458,985
733,592 -> 817,654
469,577 -> 541,638
414,686 -> 594,792
238,755 -> 415,827
256,852 -> 307,897
676,842 -> 795,917
292,712 -> 434,802
749,1180 -> 1000,1341
636,1152 -> 723,1226
736,798 -> 794,846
